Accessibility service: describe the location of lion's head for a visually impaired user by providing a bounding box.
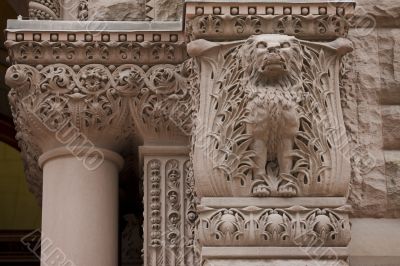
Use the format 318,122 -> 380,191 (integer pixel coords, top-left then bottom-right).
240,34 -> 303,85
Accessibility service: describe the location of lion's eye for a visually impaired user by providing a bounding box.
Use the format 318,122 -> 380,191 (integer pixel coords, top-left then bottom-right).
281,42 -> 291,48
256,42 -> 267,49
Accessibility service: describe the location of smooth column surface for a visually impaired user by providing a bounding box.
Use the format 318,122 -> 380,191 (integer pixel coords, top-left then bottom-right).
39,147 -> 123,266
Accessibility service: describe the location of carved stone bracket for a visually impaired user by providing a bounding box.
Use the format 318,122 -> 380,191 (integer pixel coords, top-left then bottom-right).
188,35 -> 352,198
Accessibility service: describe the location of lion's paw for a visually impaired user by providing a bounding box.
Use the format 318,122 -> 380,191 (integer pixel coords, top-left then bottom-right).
277,186 -> 297,197
252,183 -> 271,197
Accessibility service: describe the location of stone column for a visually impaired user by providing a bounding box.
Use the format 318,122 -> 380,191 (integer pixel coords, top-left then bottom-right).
39,147 -> 123,265
5,64 -> 130,266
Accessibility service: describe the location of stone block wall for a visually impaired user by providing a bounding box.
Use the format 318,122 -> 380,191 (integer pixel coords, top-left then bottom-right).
346,0 -> 400,218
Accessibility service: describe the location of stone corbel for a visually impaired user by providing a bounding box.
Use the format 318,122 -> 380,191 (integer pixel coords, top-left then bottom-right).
188,35 -> 353,198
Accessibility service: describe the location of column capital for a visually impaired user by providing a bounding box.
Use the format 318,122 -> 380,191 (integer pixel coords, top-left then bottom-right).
5,61 -> 197,199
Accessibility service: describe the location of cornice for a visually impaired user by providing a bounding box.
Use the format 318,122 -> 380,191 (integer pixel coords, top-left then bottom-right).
9,0 -> 355,66
5,40 -> 188,66
6,20 -> 187,66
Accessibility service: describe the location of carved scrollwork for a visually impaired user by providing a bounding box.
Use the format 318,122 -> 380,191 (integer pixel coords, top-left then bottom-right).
5,41 -> 188,66
197,206 -> 351,247
6,60 -> 198,199
187,15 -> 350,41
276,15 -> 302,35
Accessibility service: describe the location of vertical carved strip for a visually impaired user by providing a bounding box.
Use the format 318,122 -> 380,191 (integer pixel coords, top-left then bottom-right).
145,156 -> 197,266
148,160 -> 162,266
184,160 -> 199,266
165,160 -> 182,265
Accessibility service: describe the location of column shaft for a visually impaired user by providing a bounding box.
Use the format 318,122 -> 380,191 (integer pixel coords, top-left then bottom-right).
39,147 -> 123,266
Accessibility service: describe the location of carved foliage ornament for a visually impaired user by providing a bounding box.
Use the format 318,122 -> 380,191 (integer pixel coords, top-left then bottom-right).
187,14 -> 350,41
5,41 -> 188,66
197,205 -> 351,247
5,61 -> 198,198
189,34 -> 352,198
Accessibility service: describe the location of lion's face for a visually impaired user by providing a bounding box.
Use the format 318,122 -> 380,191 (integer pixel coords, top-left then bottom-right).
242,35 -> 302,81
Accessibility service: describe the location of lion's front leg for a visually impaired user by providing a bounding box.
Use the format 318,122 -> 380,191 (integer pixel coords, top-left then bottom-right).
277,138 -> 294,175
276,107 -> 300,196
251,138 -> 271,197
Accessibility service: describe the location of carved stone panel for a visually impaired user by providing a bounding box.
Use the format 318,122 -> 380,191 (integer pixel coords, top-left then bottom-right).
189,34 -> 352,198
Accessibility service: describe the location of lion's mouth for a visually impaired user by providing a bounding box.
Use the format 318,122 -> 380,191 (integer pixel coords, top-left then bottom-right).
261,59 -> 287,72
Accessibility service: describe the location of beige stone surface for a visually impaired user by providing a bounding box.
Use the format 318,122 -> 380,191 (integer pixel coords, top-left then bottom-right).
355,0 -> 400,27
384,151 -> 400,217
204,260 -> 348,266
349,218 -> 400,265
154,0 -> 183,21
40,147 -> 123,266
89,0 -> 146,21
346,27 -> 400,218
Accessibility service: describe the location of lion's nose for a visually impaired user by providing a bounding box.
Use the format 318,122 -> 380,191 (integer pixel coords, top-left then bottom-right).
268,47 -> 278,53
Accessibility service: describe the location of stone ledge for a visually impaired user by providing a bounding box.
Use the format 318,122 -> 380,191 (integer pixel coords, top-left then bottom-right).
200,197 -> 348,208
6,19 -> 183,32
202,246 -> 349,259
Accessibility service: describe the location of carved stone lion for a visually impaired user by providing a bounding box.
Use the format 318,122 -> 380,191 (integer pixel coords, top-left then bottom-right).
240,35 -> 303,197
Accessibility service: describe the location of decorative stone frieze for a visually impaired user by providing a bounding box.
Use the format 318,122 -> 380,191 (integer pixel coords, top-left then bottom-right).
186,0 -> 355,41
197,197 -> 351,265
6,40 -> 188,66
197,204 -> 351,247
